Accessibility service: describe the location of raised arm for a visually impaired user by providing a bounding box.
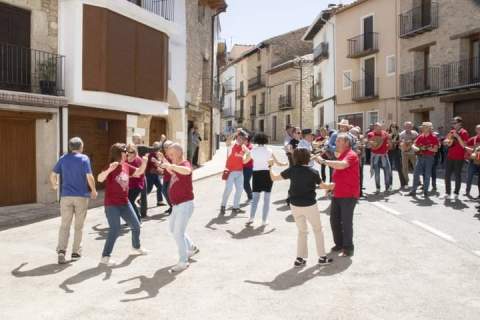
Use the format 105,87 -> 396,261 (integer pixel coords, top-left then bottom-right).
98,162 -> 119,183
132,156 -> 148,177
161,161 -> 192,176
269,166 -> 284,182
272,153 -> 288,167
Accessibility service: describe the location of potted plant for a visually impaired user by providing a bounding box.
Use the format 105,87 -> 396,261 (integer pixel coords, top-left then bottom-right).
37,57 -> 57,95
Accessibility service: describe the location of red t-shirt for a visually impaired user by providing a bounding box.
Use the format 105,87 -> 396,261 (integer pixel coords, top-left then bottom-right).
466,135 -> 480,159
168,161 -> 194,205
244,143 -> 253,169
414,134 -> 439,156
105,163 -> 136,206
447,128 -> 469,160
162,156 -> 173,183
146,152 -> 160,175
127,156 -> 145,190
332,149 -> 360,199
368,131 -> 389,155
226,144 -> 245,171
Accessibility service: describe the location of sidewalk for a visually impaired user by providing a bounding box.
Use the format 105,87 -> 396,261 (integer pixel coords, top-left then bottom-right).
0,144 -> 229,231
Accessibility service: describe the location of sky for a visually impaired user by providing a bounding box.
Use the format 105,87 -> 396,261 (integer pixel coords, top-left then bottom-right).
220,0 -> 355,48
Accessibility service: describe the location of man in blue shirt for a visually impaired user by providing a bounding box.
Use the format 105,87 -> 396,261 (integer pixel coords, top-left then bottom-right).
50,137 -> 97,264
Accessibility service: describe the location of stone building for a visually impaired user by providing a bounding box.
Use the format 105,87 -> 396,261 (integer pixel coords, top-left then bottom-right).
398,0 -> 480,133
185,0 -> 227,164
334,0 -> 399,130
0,0 -> 67,206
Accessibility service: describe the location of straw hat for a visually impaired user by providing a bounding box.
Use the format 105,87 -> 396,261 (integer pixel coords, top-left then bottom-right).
337,119 -> 351,128
421,122 -> 433,128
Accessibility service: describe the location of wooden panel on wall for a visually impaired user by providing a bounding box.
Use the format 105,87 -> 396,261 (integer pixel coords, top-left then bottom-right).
83,5 -> 107,91
149,117 -> 167,143
82,4 -> 169,102
0,118 -> 36,206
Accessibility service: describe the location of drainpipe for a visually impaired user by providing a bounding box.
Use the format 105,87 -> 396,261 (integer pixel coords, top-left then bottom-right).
59,106 -> 64,156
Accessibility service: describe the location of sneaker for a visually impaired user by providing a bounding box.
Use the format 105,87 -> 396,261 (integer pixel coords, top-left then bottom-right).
453,193 -> 459,199
100,256 -> 117,267
58,251 -> 66,264
131,247 -> 149,255
188,246 -> 200,258
157,201 -> 166,207
423,192 -> 429,198
232,208 -> 245,214
245,219 -> 254,227
169,262 -> 189,273
164,207 -> 173,215
220,206 -> 226,215
406,191 -> 416,197
339,249 -> 354,257
386,186 -> 392,193
261,220 -> 269,227
294,257 -> 306,268
71,253 -> 81,261
331,245 -> 342,252
318,256 -> 333,265
464,192 -> 471,198
442,194 -> 451,200
375,188 -> 381,194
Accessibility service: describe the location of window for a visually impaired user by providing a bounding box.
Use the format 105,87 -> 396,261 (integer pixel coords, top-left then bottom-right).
252,95 -> 256,107
272,116 -> 277,140
259,119 -> 264,132
197,1 -> 205,23
286,114 -> 291,126
256,66 -> 261,79
367,111 -> 379,126
257,51 -> 261,61
343,70 -> 352,89
319,106 -> 324,127
386,55 -> 396,76
338,113 -> 364,129
261,92 -> 266,105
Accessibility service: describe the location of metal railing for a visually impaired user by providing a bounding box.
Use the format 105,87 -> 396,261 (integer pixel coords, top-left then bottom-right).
352,77 -> 379,101
347,32 -> 379,58
126,0 -> 175,21
313,42 -> 329,62
0,42 -> 65,96
278,95 -> 293,109
441,57 -> 480,90
400,67 -> 440,98
399,2 -> 438,38
310,82 -> 323,102
248,75 -> 265,91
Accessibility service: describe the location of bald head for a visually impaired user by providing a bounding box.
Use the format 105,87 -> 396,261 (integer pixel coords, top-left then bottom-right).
166,143 -> 184,164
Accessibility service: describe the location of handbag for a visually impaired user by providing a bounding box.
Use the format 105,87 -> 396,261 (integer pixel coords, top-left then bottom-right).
222,169 -> 230,180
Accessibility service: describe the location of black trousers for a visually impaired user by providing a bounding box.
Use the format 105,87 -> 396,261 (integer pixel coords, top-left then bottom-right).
330,197 -> 357,251
128,188 -> 143,221
140,176 -> 147,217
445,159 -> 464,195
192,146 -> 199,166
388,149 -> 407,187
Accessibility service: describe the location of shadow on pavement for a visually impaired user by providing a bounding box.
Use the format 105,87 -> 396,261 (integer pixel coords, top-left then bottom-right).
118,265 -> 187,302
147,212 -> 170,222
244,257 -> 352,291
205,211 -> 246,230
272,199 -> 287,205
59,255 -> 139,293
285,214 -> 295,223
408,196 -> 437,207
276,204 -> 291,212
226,226 -> 276,239
443,199 -> 470,211
91,224 -> 130,241
11,262 -> 72,277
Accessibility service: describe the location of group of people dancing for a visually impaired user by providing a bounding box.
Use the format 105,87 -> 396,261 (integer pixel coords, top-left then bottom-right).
50,135 -> 197,273
220,127 -> 360,267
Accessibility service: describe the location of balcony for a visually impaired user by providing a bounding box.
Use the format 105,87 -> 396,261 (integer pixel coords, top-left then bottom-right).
250,105 -> 257,116
278,95 -> 293,110
0,42 -> 65,96
310,83 -> 323,103
351,77 -> 379,101
400,67 -> 440,99
441,57 -> 480,91
223,82 -> 235,93
126,0 -> 175,21
258,102 -> 265,115
235,110 -> 244,122
399,2 -> 438,38
313,42 -> 329,63
248,75 -> 265,91
347,32 -> 379,58
222,107 -> 234,118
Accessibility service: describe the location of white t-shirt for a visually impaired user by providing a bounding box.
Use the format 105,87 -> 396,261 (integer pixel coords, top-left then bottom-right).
251,145 -> 273,171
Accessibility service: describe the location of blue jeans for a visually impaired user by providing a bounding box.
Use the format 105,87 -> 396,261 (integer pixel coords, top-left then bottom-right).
169,200 -> 194,263
243,167 -> 253,200
102,203 -> 141,257
146,173 -> 163,203
250,192 -> 271,222
412,155 -> 434,193
221,170 -> 244,209
466,161 -> 480,194
371,154 -> 391,189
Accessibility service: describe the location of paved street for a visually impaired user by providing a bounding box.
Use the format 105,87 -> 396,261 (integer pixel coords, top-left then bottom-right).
1,147 -> 480,320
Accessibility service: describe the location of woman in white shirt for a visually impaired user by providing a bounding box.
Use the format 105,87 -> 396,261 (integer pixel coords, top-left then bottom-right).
247,133 -> 287,226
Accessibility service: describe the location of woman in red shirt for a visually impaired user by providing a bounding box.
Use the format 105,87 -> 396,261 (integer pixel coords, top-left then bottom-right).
126,144 -> 145,222
97,143 -> 149,266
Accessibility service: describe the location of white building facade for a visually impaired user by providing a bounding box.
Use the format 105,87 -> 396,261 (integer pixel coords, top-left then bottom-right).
220,63 -> 236,135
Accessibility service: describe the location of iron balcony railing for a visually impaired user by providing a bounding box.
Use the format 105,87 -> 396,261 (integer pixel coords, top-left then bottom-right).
258,102 -> 265,115
0,42 -> 65,96
126,0 -> 175,21
352,77 -> 379,101
310,83 -> 323,102
222,107 -> 234,118
248,75 -> 265,91
250,105 -> 257,116
278,95 -> 293,110
313,42 -> 329,62
441,57 -> 480,91
399,2 -> 438,38
235,109 -> 244,122
400,67 -> 440,98
347,32 -> 379,58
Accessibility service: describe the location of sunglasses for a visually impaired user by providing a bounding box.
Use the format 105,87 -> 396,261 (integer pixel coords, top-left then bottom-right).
127,151 -> 135,154
121,149 -> 127,153
295,131 -> 301,134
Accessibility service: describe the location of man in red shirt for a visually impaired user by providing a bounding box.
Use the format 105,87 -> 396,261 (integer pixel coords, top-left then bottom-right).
316,133 -> 359,257
407,122 -> 439,197
464,124 -> 480,197
160,143 -> 199,273
367,122 -> 392,193
443,116 -> 469,199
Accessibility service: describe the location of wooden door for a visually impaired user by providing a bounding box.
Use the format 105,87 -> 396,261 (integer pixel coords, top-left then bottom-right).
0,117 -> 36,206
455,100 -> 480,135
364,57 -> 375,97
149,117 -> 167,144
363,16 -> 373,50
